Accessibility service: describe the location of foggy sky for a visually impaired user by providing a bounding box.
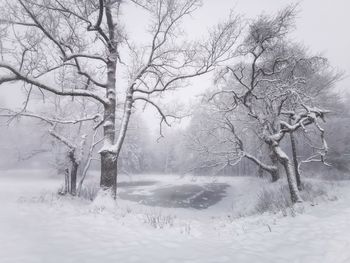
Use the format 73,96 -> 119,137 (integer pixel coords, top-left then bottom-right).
173,0 -> 350,98
141,0 -> 350,132
1,0 -> 349,132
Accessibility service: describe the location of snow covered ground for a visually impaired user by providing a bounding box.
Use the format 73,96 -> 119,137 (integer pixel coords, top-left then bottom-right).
1,170 -> 350,263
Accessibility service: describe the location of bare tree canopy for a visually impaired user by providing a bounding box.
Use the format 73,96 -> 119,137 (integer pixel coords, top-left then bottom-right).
187,5 -> 341,203
0,0 -> 241,197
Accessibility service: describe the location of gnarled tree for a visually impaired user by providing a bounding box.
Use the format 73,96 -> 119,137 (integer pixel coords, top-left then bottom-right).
193,6 -> 339,203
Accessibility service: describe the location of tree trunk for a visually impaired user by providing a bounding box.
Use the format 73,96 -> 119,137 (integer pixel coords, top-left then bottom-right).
270,168 -> 280,182
99,53 -> 118,197
257,148 -> 263,177
269,150 -> 281,182
290,132 -> 302,190
100,103 -> 117,197
274,145 -> 302,203
77,153 -> 93,196
100,151 -> 118,198
99,2 -> 133,199
68,151 -> 78,196
70,161 -> 78,196
257,165 -> 263,177
64,168 -> 69,194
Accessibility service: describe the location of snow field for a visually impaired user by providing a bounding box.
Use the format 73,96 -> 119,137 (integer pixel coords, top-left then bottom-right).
0,170 -> 349,263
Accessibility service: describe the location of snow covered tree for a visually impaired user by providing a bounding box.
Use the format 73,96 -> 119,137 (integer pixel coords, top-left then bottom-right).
0,0 -> 241,197
186,100 -> 273,177
0,97 -> 102,195
193,6 -> 340,203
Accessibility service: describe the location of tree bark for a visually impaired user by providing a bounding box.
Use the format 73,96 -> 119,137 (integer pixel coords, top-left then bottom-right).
99,19 -> 118,195
99,103 -> 118,197
257,165 -> 263,177
269,150 -> 281,182
99,88 -> 133,198
77,155 -> 93,195
68,151 -> 78,196
273,145 -> 302,203
70,161 -> 78,196
290,131 -> 302,190
100,151 -> 118,198
64,168 -> 69,194
98,0 -> 119,197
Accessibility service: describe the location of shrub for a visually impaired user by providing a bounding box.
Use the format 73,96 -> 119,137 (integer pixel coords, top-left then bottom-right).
78,183 -> 99,201
255,185 -> 293,215
254,180 -> 333,215
144,210 -> 175,229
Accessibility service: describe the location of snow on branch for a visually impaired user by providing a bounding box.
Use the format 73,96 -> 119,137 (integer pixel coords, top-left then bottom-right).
0,63 -> 108,105
0,109 -> 101,127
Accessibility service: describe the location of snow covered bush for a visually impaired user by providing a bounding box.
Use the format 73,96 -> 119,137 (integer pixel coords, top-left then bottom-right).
255,180 -> 334,215
90,189 -> 118,213
144,210 -> 175,229
78,183 -> 99,201
300,181 -> 337,202
255,185 -> 293,215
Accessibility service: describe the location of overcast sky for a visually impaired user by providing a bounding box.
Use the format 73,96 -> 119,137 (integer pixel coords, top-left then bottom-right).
172,0 -> 350,96
202,0 -> 349,74
136,0 -> 350,132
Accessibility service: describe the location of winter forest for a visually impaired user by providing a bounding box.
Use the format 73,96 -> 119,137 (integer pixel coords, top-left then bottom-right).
0,0 -> 350,262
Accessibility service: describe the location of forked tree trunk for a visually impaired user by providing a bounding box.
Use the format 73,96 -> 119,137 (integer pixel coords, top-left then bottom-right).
99,1 -> 120,198
100,47 -> 118,197
290,132 -> 302,190
273,145 -> 302,203
99,75 -> 133,199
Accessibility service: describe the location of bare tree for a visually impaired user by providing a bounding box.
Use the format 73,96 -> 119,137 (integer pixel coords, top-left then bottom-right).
196,6 -> 339,203
77,129 -> 103,196
0,102 -> 101,195
186,102 -> 279,178
0,0 -> 241,197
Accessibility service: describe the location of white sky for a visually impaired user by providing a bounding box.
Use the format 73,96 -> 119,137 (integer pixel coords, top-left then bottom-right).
135,0 -> 350,132
191,0 -> 349,93
1,0 -> 349,133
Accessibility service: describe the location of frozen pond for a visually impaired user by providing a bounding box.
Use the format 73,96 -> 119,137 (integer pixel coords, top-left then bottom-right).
120,182 -> 229,209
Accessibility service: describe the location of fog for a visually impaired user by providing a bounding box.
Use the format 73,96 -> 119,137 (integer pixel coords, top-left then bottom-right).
0,1 -> 350,262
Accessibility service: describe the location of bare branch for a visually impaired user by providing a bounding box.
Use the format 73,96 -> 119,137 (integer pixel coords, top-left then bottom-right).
0,63 -> 108,105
